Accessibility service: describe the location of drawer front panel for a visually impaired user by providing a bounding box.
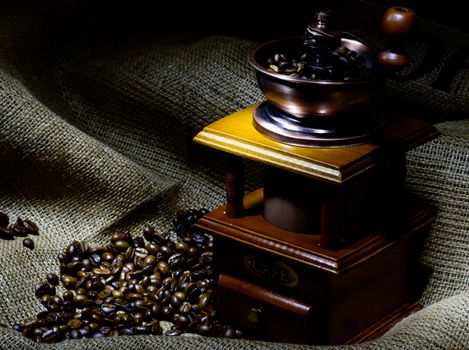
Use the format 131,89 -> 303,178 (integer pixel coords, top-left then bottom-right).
218,273 -> 315,343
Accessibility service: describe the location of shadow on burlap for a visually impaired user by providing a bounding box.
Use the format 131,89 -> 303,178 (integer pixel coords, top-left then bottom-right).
0,1 -> 468,349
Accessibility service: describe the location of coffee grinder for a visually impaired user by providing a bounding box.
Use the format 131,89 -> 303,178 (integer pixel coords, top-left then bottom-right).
193,7 -> 439,344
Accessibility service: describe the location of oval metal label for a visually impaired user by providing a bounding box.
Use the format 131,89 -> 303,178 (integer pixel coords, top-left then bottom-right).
244,255 -> 299,287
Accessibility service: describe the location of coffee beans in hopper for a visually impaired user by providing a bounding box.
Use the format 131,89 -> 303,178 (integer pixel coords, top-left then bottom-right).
266,45 -> 372,81
13,208 -> 242,343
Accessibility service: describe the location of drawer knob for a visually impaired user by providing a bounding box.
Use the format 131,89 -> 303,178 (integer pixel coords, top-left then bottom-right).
247,307 -> 263,324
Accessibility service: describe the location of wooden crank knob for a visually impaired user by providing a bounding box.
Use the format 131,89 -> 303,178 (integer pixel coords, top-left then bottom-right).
378,6 -> 417,69
381,6 -> 417,41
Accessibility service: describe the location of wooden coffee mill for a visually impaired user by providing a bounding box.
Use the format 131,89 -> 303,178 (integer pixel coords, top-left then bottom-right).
194,7 -> 439,345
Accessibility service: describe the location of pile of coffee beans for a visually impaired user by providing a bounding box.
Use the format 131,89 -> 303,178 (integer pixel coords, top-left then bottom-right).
0,212 -> 39,249
13,208 -> 242,342
265,45 -> 372,81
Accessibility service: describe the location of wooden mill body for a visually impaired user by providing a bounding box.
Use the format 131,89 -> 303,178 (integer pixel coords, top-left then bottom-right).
193,104 -> 438,344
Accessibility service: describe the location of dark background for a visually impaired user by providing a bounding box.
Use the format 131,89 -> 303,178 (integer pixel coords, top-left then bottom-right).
16,0 -> 465,41
2,0 -> 466,61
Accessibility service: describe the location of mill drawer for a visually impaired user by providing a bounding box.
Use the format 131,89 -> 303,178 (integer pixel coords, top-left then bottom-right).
217,273 -> 315,343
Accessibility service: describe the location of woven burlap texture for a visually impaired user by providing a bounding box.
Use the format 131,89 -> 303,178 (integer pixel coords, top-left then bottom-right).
385,21 -> 469,122
1,1 -> 468,349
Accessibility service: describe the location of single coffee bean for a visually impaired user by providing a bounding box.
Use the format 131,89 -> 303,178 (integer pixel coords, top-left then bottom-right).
67,319 -> 82,329
143,225 -> 155,241
133,236 -> 145,248
61,275 -> 77,289
198,292 -> 211,309
40,295 -> 51,307
124,246 -> 136,260
120,327 -> 133,335
34,283 -> 51,298
197,322 -> 211,335
114,240 -> 129,250
157,261 -> 170,276
180,302 -> 192,314
70,329 -> 80,339
0,212 -> 9,227
174,241 -> 189,253
0,227 -> 14,240
46,273 -> 59,286
110,233 -> 124,243
22,219 -> 39,235
143,255 -> 156,268
101,252 -> 114,263
11,224 -> 29,237
62,290 -> 74,301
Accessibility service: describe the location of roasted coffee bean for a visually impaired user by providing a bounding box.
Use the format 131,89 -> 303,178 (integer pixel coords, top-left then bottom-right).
18,233 -> 35,248
41,328 -> 58,342
168,253 -> 184,267
133,312 -> 144,324
110,233 -> 123,243
22,219 -> 39,235
197,322 -> 211,335
160,245 -> 173,257
35,283 -> 51,298
124,246 -> 135,260
180,302 -> 191,314
143,255 -> 156,268
61,275 -> 77,289
133,236 -> 145,248
62,290 -> 74,301
173,314 -> 189,329
65,241 -> 78,256
265,46 -> 371,81
11,224 -> 29,237
192,232 -> 209,245
92,267 -> 110,276
74,294 -> 88,306
145,242 -> 159,255
101,252 -> 114,263
67,319 -> 82,329
70,329 -> 80,339
200,251 -> 213,263
46,273 -> 59,286
145,227 -> 165,245
40,295 -> 51,307
51,295 -> 62,306
81,258 -> 91,270
198,292 -> 211,309
100,326 -> 112,336
187,246 -> 198,258
223,326 -> 236,338
91,331 -> 103,338
114,240 -> 129,250
175,241 -> 189,253
0,227 -> 14,240
66,261 -> 83,274
12,323 -> 23,332
156,261 -> 170,276
0,212 -> 9,227
161,305 -> 174,318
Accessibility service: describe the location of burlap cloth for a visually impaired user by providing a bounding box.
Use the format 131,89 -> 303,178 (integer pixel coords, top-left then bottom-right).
0,1 -> 468,349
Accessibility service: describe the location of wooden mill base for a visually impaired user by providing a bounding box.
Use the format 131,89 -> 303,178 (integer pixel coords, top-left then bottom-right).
195,189 -> 431,344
